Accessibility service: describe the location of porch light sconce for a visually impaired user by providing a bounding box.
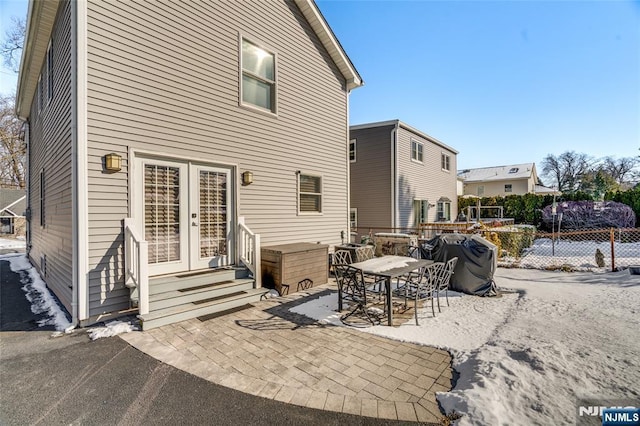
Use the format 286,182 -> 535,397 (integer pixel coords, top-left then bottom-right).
242,170 -> 254,185
104,153 -> 122,172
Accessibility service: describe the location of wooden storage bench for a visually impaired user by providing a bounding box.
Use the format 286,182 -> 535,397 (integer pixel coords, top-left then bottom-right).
261,243 -> 329,294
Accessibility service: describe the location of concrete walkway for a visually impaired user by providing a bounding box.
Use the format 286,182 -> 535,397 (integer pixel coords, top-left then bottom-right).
122,283 -> 453,423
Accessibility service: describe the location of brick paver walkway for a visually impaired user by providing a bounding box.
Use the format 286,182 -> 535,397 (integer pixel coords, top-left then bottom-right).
121,283 -> 453,423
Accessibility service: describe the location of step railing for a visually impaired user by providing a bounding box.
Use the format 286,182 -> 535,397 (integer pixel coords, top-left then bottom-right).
238,217 -> 261,287
124,218 -> 149,315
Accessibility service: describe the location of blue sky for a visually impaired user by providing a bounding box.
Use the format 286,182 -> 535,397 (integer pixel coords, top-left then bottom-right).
317,0 -> 639,175
2,0 -> 638,177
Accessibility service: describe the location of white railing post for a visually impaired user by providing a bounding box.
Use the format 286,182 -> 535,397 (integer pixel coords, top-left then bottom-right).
138,240 -> 149,315
124,218 -> 149,316
237,217 -> 261,288
254,233 -> 261,287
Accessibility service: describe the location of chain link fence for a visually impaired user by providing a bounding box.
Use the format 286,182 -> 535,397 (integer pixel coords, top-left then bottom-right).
352,225 -> 640,272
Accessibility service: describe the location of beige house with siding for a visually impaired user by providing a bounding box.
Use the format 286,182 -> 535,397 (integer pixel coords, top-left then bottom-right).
457,163 -> 548,197
349,120 -> 458,236
16,0 -> 362,329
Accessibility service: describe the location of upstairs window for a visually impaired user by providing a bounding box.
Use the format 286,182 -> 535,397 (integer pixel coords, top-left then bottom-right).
441,153 -> 450,171
349,139 -> 356,162
505,184 -> 513,193
241,38 -> 276,113
411,140 -> 423,163
298,173 -> 322,213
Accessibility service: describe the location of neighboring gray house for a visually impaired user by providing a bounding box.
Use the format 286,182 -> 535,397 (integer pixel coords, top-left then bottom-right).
16,0 -> 362,329
0,189 -> 26,236
349,120 -> 458,235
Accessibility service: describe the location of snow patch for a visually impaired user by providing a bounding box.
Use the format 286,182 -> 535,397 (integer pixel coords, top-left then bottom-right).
87,320 -> 139,340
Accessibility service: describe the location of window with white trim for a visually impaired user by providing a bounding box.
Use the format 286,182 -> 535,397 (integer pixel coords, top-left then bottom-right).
46,40 -> 53,102
349,139 -> 356,162
441,153 -> 450,171
411,139 -> 423,162
298,173 -> 322,213
413,199 -> 429,226
40,169 -> 45,227
437,201 -> 451,221
505,184 -> 513,193
241,38 -> 276,112
350,208 -> 357,230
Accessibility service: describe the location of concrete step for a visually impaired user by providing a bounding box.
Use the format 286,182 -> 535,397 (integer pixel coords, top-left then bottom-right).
139,288 -> 268,331
149,278 -> 254,311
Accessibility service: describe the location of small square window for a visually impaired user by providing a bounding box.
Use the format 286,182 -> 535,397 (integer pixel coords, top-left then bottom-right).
349,139 -> 356,162
298,173 -> 322,213
241,38 -> 276,113
411,140 -> 423,162
505,184 -> 513,193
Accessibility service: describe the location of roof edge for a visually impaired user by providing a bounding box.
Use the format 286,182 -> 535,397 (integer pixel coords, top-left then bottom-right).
351,119 -> 459,154
294,0 -> 363,91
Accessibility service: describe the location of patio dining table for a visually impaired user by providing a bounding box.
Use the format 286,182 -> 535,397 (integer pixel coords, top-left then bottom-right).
350,255 -> 433,326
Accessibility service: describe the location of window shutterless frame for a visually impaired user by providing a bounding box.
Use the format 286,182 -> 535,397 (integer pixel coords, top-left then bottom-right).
349,139 -> 356,163
411,139 -> 423,163
239,35 -> 277,114
441,153 -> 450,171
297,172 -> 323,214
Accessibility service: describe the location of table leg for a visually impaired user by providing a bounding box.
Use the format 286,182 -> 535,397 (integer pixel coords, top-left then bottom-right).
386,277 -> 392,326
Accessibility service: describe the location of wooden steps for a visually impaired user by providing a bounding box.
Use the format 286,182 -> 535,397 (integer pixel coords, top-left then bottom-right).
139,267 -> 265,330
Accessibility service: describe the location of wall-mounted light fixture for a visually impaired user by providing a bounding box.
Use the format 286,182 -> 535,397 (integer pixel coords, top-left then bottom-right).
242,170 -> 254,185
104,153 -> 122,172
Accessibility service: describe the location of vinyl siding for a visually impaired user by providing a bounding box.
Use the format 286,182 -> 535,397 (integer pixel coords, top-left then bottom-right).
396,126 -> 458,227
27,1 -> 74,313
85,0 -> 349,316
464,178 -> 533,197
349,126 -> 393,230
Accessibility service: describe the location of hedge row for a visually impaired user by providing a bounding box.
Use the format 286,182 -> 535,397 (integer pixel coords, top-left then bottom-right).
458,187 -> 640,228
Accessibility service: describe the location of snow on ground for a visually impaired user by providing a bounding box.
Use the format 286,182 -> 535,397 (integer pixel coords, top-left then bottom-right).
516,238 -> 639,271
87,319 -> 138,340
0,237 -> 26,250
290,267 -> 640,425
3,253 -> 73,333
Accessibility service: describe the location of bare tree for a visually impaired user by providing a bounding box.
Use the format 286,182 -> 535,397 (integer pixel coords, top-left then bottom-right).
1,17 -> 25,72
0,95 -> 25,188
600,156 -> 639,187
541,151 -> 592,193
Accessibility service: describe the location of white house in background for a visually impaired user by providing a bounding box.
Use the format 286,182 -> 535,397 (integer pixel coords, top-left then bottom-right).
458,163 -> 556,197
16,0 -> 362,329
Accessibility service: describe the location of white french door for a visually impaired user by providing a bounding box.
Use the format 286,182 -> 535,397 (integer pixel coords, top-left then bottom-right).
135,157 -> 233,276
189,165 -> 232,269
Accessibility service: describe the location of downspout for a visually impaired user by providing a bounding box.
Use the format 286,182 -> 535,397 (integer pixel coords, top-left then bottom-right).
345,90 -> 351,243
390,122 -> 398,229
24,122 -> 31,254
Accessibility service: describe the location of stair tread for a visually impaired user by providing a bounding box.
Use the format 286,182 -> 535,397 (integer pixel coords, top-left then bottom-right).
150,278 -> 253,299
141,288 -> 267,321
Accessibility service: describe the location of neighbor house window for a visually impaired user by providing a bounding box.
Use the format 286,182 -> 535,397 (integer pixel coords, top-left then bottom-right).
46,40 -> 53,102
477,186 -> 484,196
413,199 -> 429,226
411,140 -> 423,162
437,200 -> 451,221
509,167 -> 519,174
441,153 -> 450,171
349,139 -> 356,162
350,208 -> 357,230
241,38 -> 276,112
39,169 -> 45,227
505,184 -> 513,193
298,173 -> 322,213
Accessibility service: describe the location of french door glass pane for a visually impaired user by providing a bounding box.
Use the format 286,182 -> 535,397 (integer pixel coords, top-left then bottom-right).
199,170 -> 227,258
144,165 -> 181,264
